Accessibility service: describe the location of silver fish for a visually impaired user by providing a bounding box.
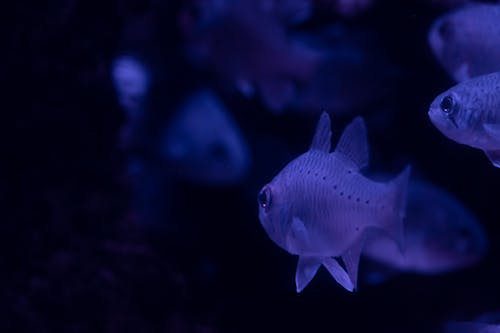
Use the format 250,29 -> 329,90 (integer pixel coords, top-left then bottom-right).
428,71 -> 500,167
364,180 -> 487,277
257,112 -> 410,292
428,4 -> 500,82
161,89 -> 251,185
445,322 -> 500,333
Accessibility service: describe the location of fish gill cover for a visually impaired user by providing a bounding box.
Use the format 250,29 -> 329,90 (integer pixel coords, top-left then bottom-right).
3,0 -> 500,332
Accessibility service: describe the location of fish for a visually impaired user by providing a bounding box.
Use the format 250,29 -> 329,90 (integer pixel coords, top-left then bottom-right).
444,322 -> 500,333
257,112 -> 410,292
289,25 -> 401,115
111,55 -> 150,118
160,89 -> 251,185
314,0 -> 374,17
363,180 -> 487,279
428,3 -> 500,82
428,71 -> 500,168
261,0 -> 313,25
179,0 -> 321,112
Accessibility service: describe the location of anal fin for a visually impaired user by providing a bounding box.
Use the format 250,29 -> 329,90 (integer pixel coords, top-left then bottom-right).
341,238 -> 365,291
322,257 -> 354,292
295,256 -> 354,292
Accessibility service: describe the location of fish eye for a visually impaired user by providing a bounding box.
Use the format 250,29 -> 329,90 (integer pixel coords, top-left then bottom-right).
258,187 -> 272,211
210,142 -> 228,162
440,95 -> 455,114
438,20 -> 452,39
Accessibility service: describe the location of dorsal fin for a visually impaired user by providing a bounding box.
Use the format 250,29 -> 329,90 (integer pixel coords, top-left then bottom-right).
310,112 -> 332,152
335,116 -> 369,169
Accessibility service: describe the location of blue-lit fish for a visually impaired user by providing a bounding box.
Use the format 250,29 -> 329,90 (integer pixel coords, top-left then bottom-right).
445,322 -> 500,333
363,180 -> 487,279
111,55 -> 150,118
428,4 -> 500,82
428,71 -> 500,167
179,0 -> 320,112
289,25 -> 401,115
160,89 -> 251,185
314,0 -> 374,17
257,112 -> 410,292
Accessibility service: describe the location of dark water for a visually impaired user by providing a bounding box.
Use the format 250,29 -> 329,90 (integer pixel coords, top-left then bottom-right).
4,0 -> 500,332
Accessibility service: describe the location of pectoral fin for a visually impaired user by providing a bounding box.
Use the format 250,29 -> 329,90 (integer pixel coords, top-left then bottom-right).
287,217 -> 310,253
484,149 -> 500,168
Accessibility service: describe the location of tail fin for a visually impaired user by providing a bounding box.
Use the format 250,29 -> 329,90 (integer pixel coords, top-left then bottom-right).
385,165 -> 411,253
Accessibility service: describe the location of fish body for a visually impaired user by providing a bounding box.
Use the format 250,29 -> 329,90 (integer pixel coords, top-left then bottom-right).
428,71 -> 500,167
445,322 -> 500,333
289,26 -> 400,115
364,180 -> 487,277
258,112 -> 410,292
180,0 -> 320,112
161,89 -> 251,185
428,4 -> 500,82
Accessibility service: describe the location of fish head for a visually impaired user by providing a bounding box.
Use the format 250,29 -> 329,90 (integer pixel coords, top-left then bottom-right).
162,91 -> 250,185
428,12 -> 470,81
428,88 -> 477,146
257,176 -> 294,251
428,4 -> 500,81
407,181 -> 488,273
420,216 -> 488,273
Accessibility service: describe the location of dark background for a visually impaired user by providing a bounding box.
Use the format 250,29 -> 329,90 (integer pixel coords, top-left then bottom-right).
3,0 -> 500,332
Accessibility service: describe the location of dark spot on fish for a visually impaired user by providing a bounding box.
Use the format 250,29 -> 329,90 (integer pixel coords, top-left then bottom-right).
347,170 -> 352,174
307,170 -> 310,174
322,176 -> 326,180
340,192 -> 344,196
365,200 -> 370,204
347,195 -> 351,199
210,142 -> 228,162
356,198 -> 360,202
438,19 -> 453,39
355,227 -> 359,231
333,185 -> 337,190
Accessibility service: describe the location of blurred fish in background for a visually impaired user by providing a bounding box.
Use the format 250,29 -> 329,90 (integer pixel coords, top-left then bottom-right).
428,71 -> 500,167
428,3 -> 500,82
444,311 -> 500,333
363,179 -> 488,283
160,89 -> 251,185
289,25 -> 402,115
178,0 -> 321,112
